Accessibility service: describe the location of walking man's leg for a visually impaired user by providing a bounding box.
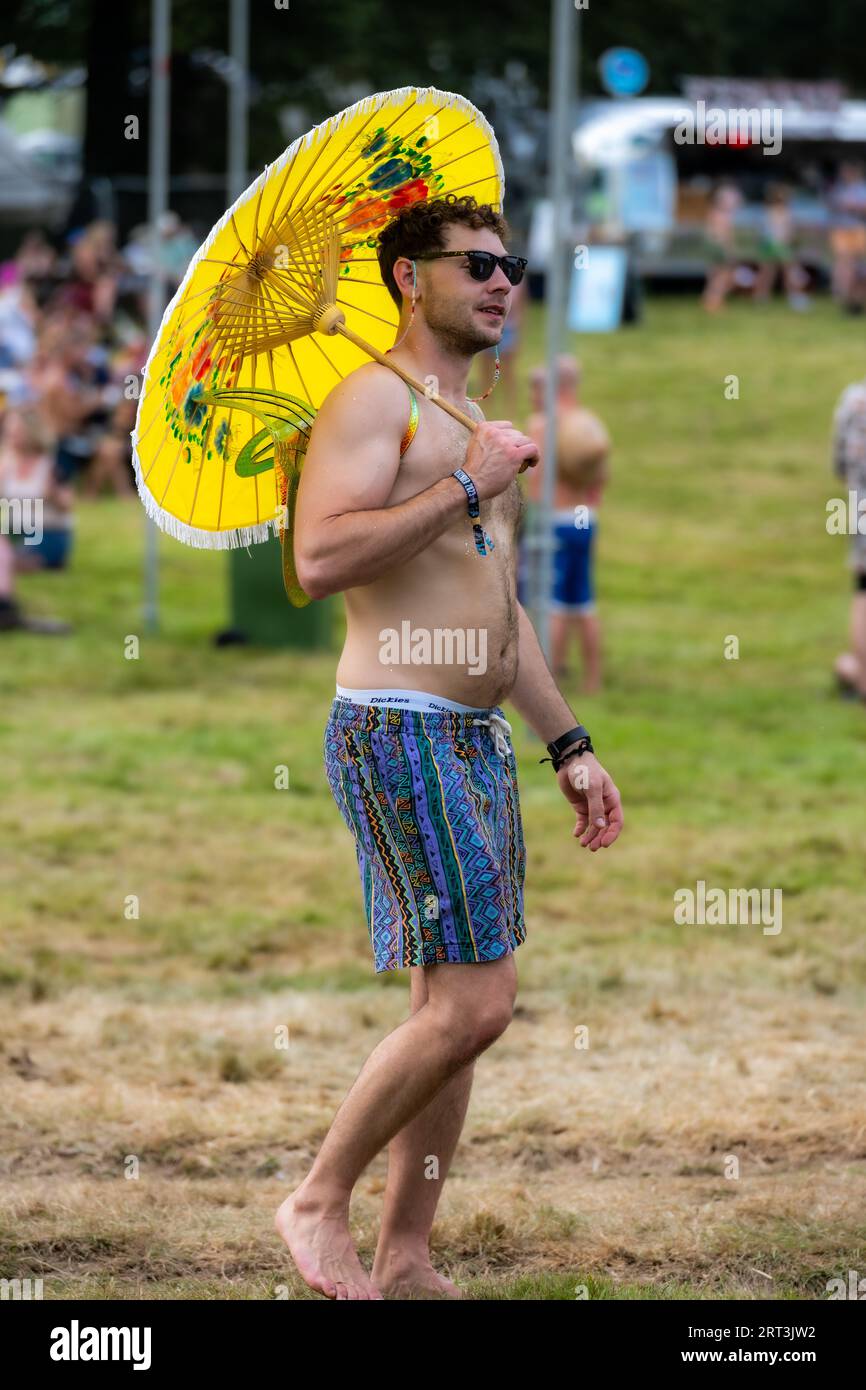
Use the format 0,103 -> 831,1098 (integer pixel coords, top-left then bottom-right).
275,954 -> 516,1299
371,964 -> 480,1298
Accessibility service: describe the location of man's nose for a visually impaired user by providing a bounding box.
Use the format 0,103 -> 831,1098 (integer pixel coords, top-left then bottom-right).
487,264 -> 512,293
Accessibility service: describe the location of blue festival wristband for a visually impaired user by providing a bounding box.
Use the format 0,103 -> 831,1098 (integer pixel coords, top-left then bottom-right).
451,468 -> 495,557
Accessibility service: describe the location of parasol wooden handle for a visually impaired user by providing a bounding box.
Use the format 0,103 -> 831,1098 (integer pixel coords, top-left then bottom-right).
332,319 -> 480,432
317,307 -> 535,471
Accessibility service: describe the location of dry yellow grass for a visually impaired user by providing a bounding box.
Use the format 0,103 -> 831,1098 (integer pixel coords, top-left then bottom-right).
2,977 -> 864,1298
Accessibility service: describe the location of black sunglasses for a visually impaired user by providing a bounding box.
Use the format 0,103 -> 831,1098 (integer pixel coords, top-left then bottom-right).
414,250 -> 527,286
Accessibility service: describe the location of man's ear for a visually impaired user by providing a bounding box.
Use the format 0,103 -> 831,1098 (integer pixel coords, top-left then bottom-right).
393,255 -> 419,303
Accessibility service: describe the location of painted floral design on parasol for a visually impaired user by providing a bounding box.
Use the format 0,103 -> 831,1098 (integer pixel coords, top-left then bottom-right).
132,85 -> 504,605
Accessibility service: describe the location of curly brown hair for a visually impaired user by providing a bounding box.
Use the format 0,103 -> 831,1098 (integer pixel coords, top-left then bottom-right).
376,194 -> 510,310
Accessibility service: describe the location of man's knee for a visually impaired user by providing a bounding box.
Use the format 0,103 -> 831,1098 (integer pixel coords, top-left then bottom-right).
472,997 -> 515,1052
425,956 -> 517,1060
434,993 -> 515,1063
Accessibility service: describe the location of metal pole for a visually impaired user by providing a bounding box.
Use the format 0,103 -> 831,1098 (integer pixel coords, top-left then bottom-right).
223,0 -> 249,634
228,0 -> 249,203
530,0 -> 579,663
144,0 -> 171,631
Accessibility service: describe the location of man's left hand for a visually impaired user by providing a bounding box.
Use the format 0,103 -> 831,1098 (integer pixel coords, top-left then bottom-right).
556,753 -> 623,851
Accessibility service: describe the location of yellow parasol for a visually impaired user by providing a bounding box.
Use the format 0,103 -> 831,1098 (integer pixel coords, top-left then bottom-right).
132,85 -> 505,606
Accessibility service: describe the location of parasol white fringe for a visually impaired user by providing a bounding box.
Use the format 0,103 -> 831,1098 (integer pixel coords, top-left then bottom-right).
130,444 -> 280,549
131,85 -> 505,549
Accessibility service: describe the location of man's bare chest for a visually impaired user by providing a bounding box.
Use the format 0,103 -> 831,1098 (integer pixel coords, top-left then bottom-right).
393,411 -> 523,539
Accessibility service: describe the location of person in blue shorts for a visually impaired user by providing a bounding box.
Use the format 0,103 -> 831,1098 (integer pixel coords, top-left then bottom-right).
521,356 -> 610,691
0,406 -> 73,634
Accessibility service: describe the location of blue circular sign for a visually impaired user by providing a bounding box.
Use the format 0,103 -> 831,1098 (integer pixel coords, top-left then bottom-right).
598,47 -> 649,98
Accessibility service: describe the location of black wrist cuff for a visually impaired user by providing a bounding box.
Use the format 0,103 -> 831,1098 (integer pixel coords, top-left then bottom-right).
538,723 -> 594,771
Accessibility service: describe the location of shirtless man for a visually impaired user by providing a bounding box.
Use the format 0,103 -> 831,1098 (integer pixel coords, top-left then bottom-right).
524,356 -> 610,691
275,195 -> 624,1300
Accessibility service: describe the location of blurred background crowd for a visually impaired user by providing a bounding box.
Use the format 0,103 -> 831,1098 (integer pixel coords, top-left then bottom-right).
0,211 -> 201,629
1,0 -> 866,689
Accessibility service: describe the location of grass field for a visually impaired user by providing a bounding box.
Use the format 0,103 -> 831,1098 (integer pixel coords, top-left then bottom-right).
1,296 -> 865,1300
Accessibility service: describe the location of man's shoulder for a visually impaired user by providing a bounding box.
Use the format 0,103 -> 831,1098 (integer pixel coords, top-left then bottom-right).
327,358 -> 408,402
310,360 -> 409,435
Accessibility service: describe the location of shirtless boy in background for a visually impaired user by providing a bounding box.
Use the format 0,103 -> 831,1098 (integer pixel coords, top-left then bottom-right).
524,356 -> 610,692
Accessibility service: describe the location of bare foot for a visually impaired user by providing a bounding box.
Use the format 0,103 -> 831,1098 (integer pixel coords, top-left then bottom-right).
275,1186 -> 384,1300
372,1251 -> 464,1300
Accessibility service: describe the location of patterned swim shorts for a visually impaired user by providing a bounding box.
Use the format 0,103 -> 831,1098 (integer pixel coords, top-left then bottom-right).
323,696 -> 527,972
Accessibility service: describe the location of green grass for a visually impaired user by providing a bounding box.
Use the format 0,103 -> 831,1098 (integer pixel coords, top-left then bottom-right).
1,294 -> 865,1300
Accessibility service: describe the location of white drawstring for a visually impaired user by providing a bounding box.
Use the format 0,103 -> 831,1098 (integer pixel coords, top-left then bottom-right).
471,712 -> 513,758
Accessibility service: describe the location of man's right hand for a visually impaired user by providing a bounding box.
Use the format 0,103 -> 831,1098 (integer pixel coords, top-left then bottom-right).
464,421 -> 539,500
